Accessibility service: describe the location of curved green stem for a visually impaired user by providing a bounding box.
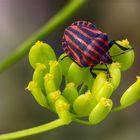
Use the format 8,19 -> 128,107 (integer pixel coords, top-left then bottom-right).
111,106 -> 125,112
0,0 -> 86,73
79,83 -> 86,94
72,118 -> 91,125
0,119 -> 66,140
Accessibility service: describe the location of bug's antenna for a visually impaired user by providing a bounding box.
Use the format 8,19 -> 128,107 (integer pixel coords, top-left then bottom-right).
109,40 -> 134,58
109,40 -> 134,51
60,55 -> 68,61
105,64 -> 111,79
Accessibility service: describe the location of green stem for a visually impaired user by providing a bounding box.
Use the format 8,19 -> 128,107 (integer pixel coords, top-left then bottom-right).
72,118 -> 91,125
65,77 -> 68,86
79,83 -> 86,94
111,106 -> 125,112
0,119 -> 66,140
0,0 -> 86,73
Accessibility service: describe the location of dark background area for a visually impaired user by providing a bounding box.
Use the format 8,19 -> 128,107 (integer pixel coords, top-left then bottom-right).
0,0 -> 140,140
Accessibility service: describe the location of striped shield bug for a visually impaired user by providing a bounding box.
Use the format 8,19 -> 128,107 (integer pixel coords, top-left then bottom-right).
62,21 -> 133,78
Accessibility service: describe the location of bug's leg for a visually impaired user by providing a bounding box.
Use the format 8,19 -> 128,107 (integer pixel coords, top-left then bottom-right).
109,40 -> 134,57
60,55 -> 68,61
105,64 -> 111,79
110,51 -> 130,57
90,66 -> 97,79
90,65 -> 111,80
91,68 -> 107,71
90,66 -> 107,79
109,40 -> 128,50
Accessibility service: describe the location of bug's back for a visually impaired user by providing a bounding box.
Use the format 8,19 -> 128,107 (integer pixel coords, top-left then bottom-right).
62,21 -> 111,67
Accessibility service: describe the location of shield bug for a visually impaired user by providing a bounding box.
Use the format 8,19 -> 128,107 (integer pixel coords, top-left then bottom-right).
62,21 -> 133,78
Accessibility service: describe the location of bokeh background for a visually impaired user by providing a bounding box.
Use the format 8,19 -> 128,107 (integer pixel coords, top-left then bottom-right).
0,0 -> 140,140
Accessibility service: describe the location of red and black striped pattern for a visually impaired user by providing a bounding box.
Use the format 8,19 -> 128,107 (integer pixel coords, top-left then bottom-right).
62,21 -> 112,67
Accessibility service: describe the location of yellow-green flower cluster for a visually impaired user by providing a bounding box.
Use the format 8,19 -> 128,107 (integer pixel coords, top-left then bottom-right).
26,40 -> 140,125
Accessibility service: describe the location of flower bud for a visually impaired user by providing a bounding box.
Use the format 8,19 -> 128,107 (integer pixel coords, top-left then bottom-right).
26,81 -> 48,108
62,82 -> 79,103
73,91 -> 97,117
33,63 -> 47,90
55,98 -> 71,124
29,41 -> 56,69
109,39 -> 135,71
95,82 -> 114,101
120,76 -> 140,108
89,97 -> 113,125
92,72 -> 107,95
84,72 -> 94,91
58,53 -> 72,77
109,62 -> 121,90
44,73 -> 56,94
47,90 -> 61,111
49,61 -> 62,89
68,62 -> 89,86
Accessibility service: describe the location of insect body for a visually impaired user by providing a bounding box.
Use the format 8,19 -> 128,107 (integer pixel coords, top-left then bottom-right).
62,21 -> 132,77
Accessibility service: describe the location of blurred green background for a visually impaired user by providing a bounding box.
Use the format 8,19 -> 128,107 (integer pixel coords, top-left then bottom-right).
0,0 -> 140,140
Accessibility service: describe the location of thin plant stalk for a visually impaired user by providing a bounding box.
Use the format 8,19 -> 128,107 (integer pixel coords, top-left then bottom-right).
0,0 -> 86,73
0,119 -> 65,140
